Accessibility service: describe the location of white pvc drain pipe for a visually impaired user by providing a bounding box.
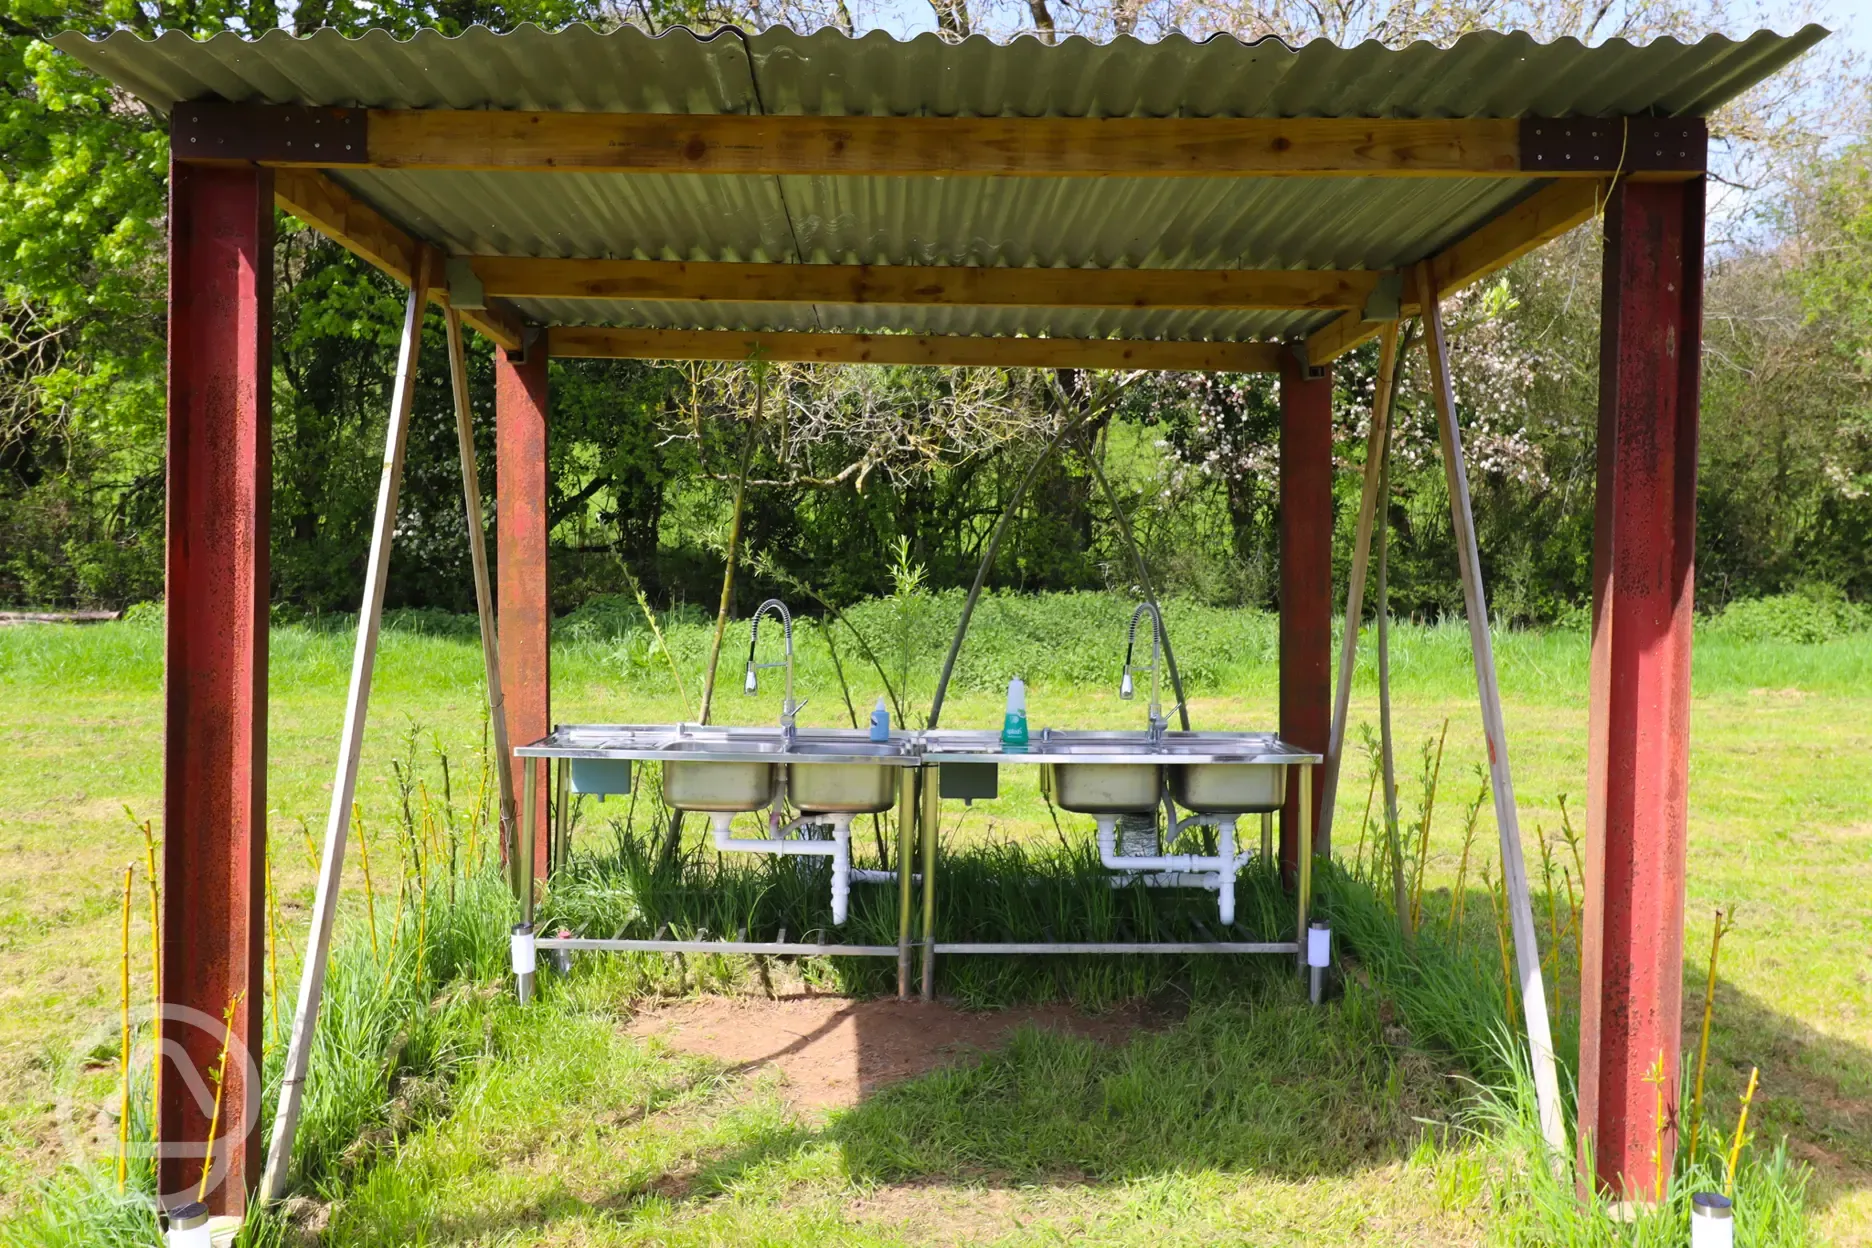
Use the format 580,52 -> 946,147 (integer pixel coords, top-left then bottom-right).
1095,814 -> 1250,926
710,812 -> 853,925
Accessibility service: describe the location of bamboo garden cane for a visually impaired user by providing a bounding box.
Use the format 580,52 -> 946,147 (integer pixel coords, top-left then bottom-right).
1318,321 -> 1402,852
443,307 -> 519,890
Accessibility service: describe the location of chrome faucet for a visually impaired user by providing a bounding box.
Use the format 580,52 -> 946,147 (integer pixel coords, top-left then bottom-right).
1121,601 -> 1168,744
746,598 -> 802,745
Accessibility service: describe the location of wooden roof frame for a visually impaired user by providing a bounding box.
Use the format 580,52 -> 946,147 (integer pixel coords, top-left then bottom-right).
240,106 -> 1694,369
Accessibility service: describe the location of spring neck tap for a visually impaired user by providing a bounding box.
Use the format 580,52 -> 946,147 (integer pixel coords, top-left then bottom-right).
1121,601 -> 1168,744
746,599 -> 801,744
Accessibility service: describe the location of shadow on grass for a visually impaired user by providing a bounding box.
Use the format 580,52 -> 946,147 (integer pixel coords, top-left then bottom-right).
405,965 -> 1456,1245
1699,974 -> 1872,1212
1348,874 -> 1872,1221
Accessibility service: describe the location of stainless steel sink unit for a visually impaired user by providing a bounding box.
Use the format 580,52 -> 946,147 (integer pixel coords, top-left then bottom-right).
516,724 -> 919,929
514,722 -> 1319,1003
921,727 -> 1321,929
660,739 -> 780,813
529,725 -> 913,818
661,762 -> 779,811
1046,759 -> 1162,815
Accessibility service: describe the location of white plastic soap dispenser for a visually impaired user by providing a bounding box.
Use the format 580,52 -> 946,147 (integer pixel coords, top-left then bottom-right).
1001,676 -> 1029,750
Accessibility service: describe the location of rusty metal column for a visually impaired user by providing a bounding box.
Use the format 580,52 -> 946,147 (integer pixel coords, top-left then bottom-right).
1579,176 -> 1705,1200
497,342 -> 550,882
162,161 -> 272,1215
1279,353 -> 1333,884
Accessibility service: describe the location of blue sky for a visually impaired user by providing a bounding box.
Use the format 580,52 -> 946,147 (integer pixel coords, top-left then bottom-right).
1837,0 -> 1871,58
857,0 -> 1870,50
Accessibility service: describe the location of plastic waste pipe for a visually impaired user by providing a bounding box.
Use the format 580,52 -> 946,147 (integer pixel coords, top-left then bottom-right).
710,813 -> 852,925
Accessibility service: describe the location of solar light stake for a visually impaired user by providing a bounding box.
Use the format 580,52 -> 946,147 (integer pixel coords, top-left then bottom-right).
512,922 -> 537,1004
1307,921 -> 1331,1005
1691,1193 -> 1734,1248
165,1202 -> 211,1248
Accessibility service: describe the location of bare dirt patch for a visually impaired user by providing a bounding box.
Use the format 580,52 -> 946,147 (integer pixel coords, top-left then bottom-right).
845,1180 -> 1036,1244
627,993 -> 1171,1110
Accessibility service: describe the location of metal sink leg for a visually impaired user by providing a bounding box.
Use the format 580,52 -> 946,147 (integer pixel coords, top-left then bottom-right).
1296,762 -> 1313,980
897,770 -> 917,1000
920,765 -> 939,1002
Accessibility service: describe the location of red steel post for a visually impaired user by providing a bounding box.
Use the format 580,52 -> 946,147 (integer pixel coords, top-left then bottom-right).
162,161 -> 272,1214
1279,354 -> 1334,881
497,343 -> 551,878
1579,176 -> 1705,1199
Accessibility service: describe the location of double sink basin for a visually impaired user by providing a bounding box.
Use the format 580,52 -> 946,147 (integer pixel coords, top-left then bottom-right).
662,734 -> 909,815
519,726 -> 1316,820
524,725 -> 918,816
925,729 -> 1293,816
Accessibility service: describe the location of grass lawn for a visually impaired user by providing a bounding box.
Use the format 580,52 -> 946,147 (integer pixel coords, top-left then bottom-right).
0,611 -> 1867,1244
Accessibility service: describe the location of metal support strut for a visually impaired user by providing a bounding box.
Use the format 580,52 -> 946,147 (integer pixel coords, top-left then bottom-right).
262,254 -> 431,1203
1416,264 -> 1567,1160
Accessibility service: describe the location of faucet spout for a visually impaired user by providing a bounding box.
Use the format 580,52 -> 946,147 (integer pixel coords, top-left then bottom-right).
747,598 -> 799,744
1122,601 -> 1168,744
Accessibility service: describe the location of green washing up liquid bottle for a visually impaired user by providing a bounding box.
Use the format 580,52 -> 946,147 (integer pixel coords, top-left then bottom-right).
1001,676 -> 1029,751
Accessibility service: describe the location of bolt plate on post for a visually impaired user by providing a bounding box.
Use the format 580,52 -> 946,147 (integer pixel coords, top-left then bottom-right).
1519,117 -> 1706,175
173,103 -> 369,166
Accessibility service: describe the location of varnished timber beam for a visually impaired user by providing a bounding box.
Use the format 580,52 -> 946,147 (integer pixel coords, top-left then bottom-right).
176,105 -> 1707,180
1305,177 -> 1614,364
548,326 -> 1284,372
273,169 -> 525,351
472,256 -> 1384,310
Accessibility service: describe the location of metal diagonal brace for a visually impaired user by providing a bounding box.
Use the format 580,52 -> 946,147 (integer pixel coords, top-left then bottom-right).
260,254 -> 433,1203
1415,262 -> 1568,1162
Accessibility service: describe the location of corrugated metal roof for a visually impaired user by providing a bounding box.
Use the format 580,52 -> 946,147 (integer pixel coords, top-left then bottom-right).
50,24 -> 1828,345
334,168 -> 1527,267
508,296 -> 1335,341
51,24 -> 1827,120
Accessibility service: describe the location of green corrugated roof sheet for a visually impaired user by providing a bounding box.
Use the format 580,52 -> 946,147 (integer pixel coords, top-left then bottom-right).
50,24 -> 1829,345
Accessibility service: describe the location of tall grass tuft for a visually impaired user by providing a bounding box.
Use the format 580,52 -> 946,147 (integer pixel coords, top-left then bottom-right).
270,729 -> 517,1195
1443,1038 -> 1810,1247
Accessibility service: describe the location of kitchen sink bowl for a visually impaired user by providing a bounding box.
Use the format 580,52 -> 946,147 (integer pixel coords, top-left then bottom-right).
1047,762 -> 1163,814
660,741 -> 780,812
1167,762 -> 1286,813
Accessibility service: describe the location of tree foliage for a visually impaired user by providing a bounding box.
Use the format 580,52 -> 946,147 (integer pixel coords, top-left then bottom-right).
1,0 -> 1867,618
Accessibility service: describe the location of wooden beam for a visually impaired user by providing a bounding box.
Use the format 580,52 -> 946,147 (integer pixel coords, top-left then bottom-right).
1416,260 -> 1567,1159
1579,177 -> 1704,1201
474,256 -> 1382,310
260,251 -> 433,1206
283,111 -> 1525,177
174,105 -> 1707,180
1305,178 -> 1611,364
1302,310 -> 1385,368
461,299 -> 525,356
548,326 -> 1283,371
163,160 -> 271,1217
272,168 -> 524,351
1319,321 -> 1400,852
1430,176 -> 1610,296
273,167 -> 421,283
